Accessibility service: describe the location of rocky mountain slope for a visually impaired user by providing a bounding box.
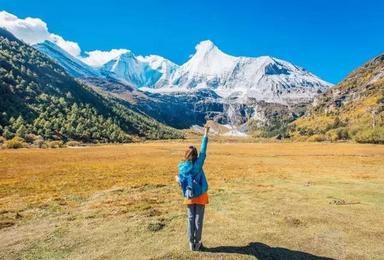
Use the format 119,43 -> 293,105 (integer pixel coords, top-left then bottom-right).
151,40 -> 332,105
33,40 -> 101,78
100,52 -> 178,88
35,39 -> 331,105
0,28 -> 182,143
33,39 -> 331,136
289,54 -> 384,143
85,78 -> 306,137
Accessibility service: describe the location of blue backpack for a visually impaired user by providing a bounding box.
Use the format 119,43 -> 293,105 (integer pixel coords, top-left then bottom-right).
188,173 -> 203,199
178,165 -> 203,199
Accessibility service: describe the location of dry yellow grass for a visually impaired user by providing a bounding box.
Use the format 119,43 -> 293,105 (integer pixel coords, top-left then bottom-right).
1,141 -> 384,259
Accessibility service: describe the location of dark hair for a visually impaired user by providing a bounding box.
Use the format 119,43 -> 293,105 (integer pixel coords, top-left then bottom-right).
184,145 -> 198,163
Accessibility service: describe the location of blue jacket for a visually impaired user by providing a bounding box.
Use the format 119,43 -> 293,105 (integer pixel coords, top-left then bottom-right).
178,136 -> 209,198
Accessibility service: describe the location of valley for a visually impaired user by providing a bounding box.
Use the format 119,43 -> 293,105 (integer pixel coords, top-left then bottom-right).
2,25 -> 382,145
33,35 -> 333,137
1,141 -> 383,259
1,5 -> 383,260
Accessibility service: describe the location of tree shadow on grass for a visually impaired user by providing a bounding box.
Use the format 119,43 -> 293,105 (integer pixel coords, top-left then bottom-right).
202,242 -> 335,260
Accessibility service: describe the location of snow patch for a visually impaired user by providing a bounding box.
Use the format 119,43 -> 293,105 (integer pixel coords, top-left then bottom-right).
223,129 -> 248,137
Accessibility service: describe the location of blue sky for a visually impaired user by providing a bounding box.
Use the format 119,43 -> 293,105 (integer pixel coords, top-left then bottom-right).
1,0 -> 384,83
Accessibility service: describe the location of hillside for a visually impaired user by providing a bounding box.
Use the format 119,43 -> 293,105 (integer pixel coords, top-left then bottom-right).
289,54 -> 384,143
34,40 -> 101,78
0,28 -> 182,144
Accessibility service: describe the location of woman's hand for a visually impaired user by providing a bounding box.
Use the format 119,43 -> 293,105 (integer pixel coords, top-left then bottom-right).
175,175 -> 180,184
204,124 -> 210,136
185,188 -> 193,199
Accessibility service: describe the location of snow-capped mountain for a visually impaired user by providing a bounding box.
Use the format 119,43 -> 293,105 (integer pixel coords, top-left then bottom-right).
34,41 -> 178,88
30,38 -> 333,133
169,40 -> 238,89
33,39 -> 332,106
138,55 -> 178,86
33,40 -> 101,78
100,51 -> 178,87
152,40 -> 332,104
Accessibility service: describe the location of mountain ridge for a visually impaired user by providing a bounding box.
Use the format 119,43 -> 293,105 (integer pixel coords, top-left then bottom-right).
35,39 -> 332,105
33,40 -> 101,78
99,51 -> 177,88
0,28 -> 182,143
159,40 -> 332,105
31,38 -> 328,136
289,53 -> 384,143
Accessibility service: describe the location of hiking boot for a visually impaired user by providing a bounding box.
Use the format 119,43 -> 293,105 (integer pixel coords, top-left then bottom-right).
194,241 -> 203,251
189,242 -> 195,251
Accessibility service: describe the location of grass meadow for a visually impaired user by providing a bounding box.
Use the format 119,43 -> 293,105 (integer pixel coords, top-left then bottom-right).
1,141 -> 384,259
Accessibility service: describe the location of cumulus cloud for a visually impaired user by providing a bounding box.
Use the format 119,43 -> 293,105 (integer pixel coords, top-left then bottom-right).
0,11 -> 49,44
0,11 -> 128,67
0,11 -> 81,57
49,33 -> 81,57
80,49 -> 129,67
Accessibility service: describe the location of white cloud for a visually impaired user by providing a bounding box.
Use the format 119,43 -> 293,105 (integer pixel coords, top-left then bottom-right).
0,11 -> 81,57
0,11 -> 128,67
49,33 -> 81,57
80,49 -> 129,67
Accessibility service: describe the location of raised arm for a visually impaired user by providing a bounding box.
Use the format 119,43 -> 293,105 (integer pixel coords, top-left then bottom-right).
195,125 -> 210,169
200,129 -> 209,153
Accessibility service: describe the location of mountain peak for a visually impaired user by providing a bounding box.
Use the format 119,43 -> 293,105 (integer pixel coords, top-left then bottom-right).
195,40 -> 217,54
116,50 -> 135,60
179,40 -> 236,77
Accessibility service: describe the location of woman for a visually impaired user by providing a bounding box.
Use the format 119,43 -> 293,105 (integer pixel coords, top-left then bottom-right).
176,125 -> 210,251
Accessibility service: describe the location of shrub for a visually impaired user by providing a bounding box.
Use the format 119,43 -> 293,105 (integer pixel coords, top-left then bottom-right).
326,130 -> 338,142
3,127 -> 14,140
348,126 -> 360,137
47,140 -> 65,148
4,136 -> 26,149
307,134 -> 327,142
290,134 -> 308,142
147,222 -> 165,232
66,140 -> 81,147
353,127 -> 384,144
337,127 -> 350,140
24,133 -> 39,143
292,115 -> 340,136
326,127 -> 350,142
33,137 -> 45,148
